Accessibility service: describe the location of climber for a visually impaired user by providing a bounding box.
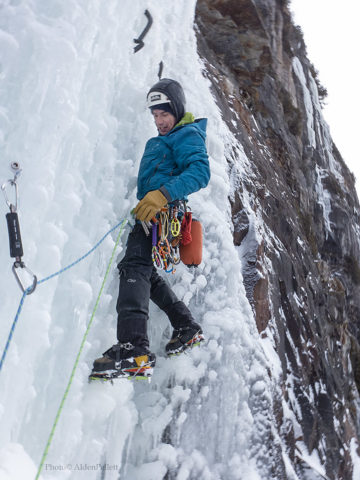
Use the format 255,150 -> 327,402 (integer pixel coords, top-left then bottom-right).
90,78 -> 210,380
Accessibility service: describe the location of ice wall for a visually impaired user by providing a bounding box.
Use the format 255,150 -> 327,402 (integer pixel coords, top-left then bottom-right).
0,1 -> 274,479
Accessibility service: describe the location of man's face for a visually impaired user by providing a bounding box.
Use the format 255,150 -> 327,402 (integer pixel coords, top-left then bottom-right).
152,109 -> 176,135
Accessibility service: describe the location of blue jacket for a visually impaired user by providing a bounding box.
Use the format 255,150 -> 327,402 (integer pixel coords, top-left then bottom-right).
137,117 -> 210,202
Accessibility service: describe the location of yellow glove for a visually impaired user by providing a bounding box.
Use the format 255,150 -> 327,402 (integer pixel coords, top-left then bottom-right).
133,190 -> 168,222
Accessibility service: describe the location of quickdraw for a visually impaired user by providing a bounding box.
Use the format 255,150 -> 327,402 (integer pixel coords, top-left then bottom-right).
150,204 -> 183,273
1,162 -> 37,294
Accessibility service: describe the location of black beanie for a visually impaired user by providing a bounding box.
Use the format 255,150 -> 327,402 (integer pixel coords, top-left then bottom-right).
150,103 -> 175,116
147,78 -> 186,122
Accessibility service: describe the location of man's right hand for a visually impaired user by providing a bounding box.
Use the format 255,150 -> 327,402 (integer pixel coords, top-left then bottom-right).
133,190 -> 168,222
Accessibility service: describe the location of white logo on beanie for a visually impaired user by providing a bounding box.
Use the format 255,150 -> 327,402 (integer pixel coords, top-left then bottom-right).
147,91 -> 171,108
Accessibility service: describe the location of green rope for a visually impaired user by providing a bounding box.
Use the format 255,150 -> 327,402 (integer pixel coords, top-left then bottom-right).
35,219 -> 127,480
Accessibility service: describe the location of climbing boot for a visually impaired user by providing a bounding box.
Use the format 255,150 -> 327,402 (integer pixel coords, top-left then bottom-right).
89,342 -> 156,381
165,323 -> 204,356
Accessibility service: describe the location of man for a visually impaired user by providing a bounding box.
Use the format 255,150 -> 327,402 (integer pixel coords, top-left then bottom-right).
90,78 -> 210,380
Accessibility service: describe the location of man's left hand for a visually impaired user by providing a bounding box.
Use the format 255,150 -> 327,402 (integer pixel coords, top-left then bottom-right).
133,190 -> 168,222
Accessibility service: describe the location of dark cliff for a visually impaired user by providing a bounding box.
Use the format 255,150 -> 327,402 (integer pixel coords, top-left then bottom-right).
195,0 -> 360,478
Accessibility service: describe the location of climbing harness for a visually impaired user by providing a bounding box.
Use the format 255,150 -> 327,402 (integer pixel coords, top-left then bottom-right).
133,9 -> 153,53
1,162 -> 37,294
144,206 -> 203,269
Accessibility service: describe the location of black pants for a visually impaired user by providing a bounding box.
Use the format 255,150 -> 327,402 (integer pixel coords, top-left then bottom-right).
116,223 -> 195,349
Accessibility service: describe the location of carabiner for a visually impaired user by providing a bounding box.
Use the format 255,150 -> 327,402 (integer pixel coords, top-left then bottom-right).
170,218 -> 181,237
2,161 -> 22,212
164,263 -> 174,274
12,261 -> 37,295
159,210 -> 169,241
1,179 -> 19,213
152,246 -> 163,269
158,239 -> 171,256
171,246 -> 181,265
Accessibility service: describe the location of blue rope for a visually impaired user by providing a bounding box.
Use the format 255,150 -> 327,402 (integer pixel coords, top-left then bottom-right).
38,220 -> 127,285
0,219 -> 128,374
0,289 -> 29,373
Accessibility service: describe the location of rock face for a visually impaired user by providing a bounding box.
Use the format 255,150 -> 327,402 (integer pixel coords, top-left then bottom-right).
195,0 -> 360,478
